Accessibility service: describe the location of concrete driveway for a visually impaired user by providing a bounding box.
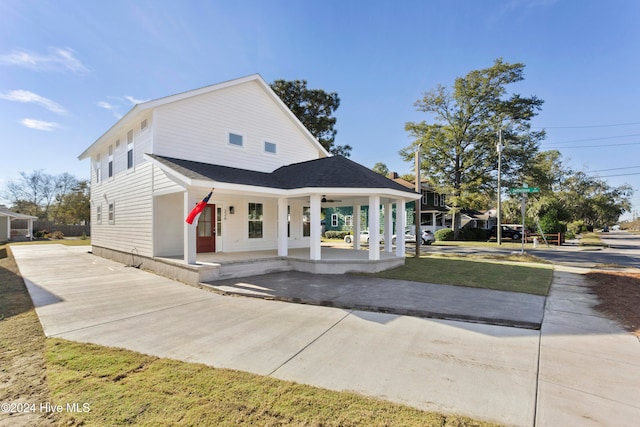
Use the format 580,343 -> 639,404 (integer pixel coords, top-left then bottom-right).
11,244 -> 640,426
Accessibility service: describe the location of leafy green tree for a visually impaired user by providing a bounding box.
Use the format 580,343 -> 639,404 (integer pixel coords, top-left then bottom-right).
372,162 -> 389,176
401,59 -> 545,238
270,79 -> 351,157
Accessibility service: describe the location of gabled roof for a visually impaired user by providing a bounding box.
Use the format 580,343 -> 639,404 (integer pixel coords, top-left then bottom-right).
0,207 -> 38,220
147,154 -> 419,195
78,74 -> 329,160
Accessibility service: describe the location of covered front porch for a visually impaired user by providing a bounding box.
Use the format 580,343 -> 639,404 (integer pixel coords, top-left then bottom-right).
154,245 -> 405,284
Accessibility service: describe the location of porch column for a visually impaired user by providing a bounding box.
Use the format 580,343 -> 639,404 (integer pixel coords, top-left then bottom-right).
353,204 -> 361,250
396,199 -> 406,257
384,201 -> 393,253
28,218 -> 33,241
368,195 -> 380,261
183,190 -> 197,264
433,212 -> 437,228
277,197 -> 288,256
310,194 -> 322,260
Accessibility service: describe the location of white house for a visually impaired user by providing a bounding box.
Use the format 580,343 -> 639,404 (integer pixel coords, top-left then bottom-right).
78,74 -> 420,283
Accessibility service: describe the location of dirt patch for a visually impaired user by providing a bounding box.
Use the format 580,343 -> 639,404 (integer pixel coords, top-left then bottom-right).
0,246 -> 58,426
585,270 -> 640,336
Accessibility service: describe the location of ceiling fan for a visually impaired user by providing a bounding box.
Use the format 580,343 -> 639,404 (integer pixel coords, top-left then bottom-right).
321,195 -> 342,203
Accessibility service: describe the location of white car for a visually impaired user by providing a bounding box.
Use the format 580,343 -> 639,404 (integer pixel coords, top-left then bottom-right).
344,231 -> 383,244
391,229 -> 435,245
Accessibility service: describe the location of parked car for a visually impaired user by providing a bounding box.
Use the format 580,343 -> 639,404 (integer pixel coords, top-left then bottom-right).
421,230 -> 435,245
392,228 -> 417,244
487,225 -> 522,240
344,231 -> 384,244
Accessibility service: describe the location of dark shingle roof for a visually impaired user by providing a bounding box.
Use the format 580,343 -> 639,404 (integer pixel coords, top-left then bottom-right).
148,154 -> 417,194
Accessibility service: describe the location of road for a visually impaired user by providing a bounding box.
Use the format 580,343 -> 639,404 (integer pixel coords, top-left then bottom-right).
419,230 -> 640,269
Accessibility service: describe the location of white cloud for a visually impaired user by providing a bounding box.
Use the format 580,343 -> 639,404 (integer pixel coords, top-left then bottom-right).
124,95 -> 148,105
97,101 -> 116,110
20,118 -> 59,131
0,47 -> 88,75
0,90 -> 67,114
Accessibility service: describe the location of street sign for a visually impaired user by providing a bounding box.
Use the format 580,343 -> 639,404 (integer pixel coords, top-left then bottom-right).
509,187 -> 540,194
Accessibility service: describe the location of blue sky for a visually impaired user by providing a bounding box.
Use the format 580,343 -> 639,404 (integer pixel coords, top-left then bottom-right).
1,0 -> 639,219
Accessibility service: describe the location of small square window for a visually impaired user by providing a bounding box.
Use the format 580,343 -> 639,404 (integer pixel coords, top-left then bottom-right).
228,133 -> 243,147
141,119 -> 147,131
264,141 -> 277,154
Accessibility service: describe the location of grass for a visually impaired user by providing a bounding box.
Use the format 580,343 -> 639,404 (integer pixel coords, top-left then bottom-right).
46,339 -> 497,426
371,256 -> 554,296
1,242 -> 499,426
578,232 -> 605,246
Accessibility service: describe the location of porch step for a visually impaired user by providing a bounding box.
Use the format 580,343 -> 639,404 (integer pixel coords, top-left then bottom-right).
217,258 -> 293,280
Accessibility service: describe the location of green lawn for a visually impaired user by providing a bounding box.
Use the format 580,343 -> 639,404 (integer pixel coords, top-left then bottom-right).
371,256 -> 554,296
46,339 -> 498,426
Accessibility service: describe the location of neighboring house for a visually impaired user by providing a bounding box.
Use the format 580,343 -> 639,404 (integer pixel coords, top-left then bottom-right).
0,208 -> 37,242
78,74 -> 420,282
324,175 -> 453,235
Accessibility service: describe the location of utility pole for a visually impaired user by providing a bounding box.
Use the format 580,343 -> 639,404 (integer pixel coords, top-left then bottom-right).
497,129 -> 504,245
415,146 -> 421,258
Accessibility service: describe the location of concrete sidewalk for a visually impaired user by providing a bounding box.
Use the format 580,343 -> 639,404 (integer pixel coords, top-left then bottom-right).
10,244 -> 640,426
208,271 -> 546,329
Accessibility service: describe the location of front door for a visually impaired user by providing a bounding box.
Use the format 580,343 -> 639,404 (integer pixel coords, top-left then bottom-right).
196,205 -> 216,253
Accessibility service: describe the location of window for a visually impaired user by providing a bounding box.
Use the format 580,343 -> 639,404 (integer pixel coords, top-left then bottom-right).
95,155 -> 101,184
345,215 -> 353,227
303,206 -> 311,237
433,193 -> 439,206
96,205 -> 102,224
141,119 -> 147,131
127,130 -> 134,170
228,132 -> 243,147
264,141 -> 277,154
440,194 -> 445,207
331,214 -> 338,227
108,202 -> 115,224
248,203 -> 263,238
108,145 -> 113,178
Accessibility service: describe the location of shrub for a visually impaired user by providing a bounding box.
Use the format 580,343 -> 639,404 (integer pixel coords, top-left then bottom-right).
459,227 -> 488,241
80,232 -> 87,240
434,228 -> 454,241
34,230 -> 48,238
324,230 -> 349,240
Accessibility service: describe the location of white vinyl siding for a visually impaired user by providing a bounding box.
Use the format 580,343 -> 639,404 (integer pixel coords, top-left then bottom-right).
90,162 -> 154,257
153,80 -> 321,172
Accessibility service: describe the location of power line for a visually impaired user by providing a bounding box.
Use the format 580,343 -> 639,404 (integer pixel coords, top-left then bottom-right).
533,121 -> 640,129
545,141 -> 640,149
586,165 -> 640,173
598,172 -> 640,178
542,133 -> 640,145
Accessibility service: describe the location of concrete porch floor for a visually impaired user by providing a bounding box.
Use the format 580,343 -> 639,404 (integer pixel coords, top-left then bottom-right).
155,245 -> 405,282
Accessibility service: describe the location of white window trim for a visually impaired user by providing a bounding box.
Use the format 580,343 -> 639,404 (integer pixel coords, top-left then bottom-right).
345,215 -> 353,227
227,131 -> 245,149
331,214 -> 338,227
95,155 -> 101,184
96,204 -> 102,225
107,145 -> 114,180
108,201 -> 115,224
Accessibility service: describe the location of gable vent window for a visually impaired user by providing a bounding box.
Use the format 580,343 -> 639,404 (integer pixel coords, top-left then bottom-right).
264,141 -> 277,154
141,119 -> 147,131
228,132 -> 243,147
